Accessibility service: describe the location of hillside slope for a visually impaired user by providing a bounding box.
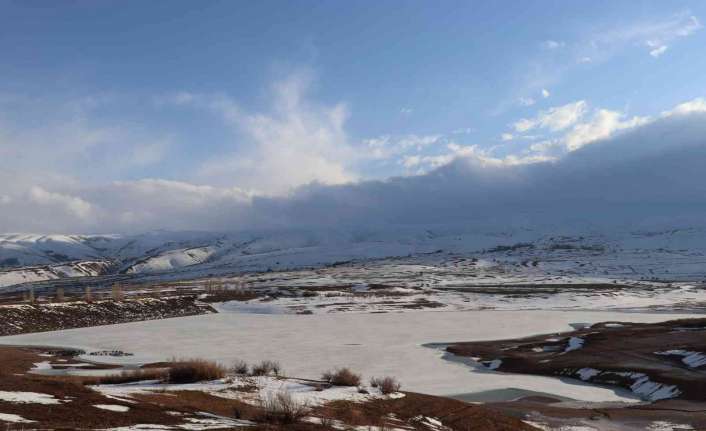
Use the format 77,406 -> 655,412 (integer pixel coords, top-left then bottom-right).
1,226 -> 705,290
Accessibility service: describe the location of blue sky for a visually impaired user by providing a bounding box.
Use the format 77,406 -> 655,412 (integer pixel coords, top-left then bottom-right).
1,0 -> 706,232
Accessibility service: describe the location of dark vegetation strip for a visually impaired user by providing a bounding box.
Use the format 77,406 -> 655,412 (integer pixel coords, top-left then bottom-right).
0,296 -> 215,336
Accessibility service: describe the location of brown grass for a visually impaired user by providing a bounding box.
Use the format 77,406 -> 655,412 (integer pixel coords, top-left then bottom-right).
370,376 -> 401,394
322,367 -> 361,387
257,391 -> 309,424
167,359 -> 226,384
322,392 -> 539,431
232,359 -> 249,375
99,368 -> 168,385
98,359 -> 226,385
0,347 -> 538,431
251,360 -> 281,376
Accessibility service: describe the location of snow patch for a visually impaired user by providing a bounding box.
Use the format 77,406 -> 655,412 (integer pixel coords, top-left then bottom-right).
564,337 -> 585,352
655,350 -> 706,368
576,368 -> 600,381
94,404 -> 130,412
0,413 -> 36,423
629,374 -> 680,401
485,359 -> 502,370
0,390 -> 63,404
646,421 -> 694,431
412,415 -> 451,430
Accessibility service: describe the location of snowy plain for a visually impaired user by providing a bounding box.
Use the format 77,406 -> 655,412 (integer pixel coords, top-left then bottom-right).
0,309 -> 695,403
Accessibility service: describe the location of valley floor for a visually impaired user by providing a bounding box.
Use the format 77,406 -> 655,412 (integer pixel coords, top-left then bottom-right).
0,310 -> 698,402
1,252 -> 705,430
0,346 -> 536,430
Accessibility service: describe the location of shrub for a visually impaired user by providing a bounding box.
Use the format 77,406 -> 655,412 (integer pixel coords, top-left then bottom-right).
251,360 -> 282,376
167,359 -> 226,384
318,415 -> 334,427
257,391 -> 308,424
99,368 -> 167,385
232,359 -> 249,375
370,376 -> 401,394
321,368 -> 361,387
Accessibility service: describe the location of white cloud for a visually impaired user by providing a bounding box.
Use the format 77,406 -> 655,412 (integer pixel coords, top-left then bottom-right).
501,133 -> 514,141
563,109 -> 649,151
541,89 -> 550,98
399,141 -> 553,176
175,72 -> 357,195
400,107 -> 413,114
513,101 -> 587,133
511,102 -> 650,156
255,109 -> 706,231
28,186 -> 94,220
364,134 -> 443,161
129,140 -> 170,166
648,44 -> 668,57
0,95 -> 172,179
595,12 -> 701,58
518,97 -> 536,106
662,97 -> 706,116
541,40 -> 565,50
2,100 -> 706,233
401,155 -> 421,168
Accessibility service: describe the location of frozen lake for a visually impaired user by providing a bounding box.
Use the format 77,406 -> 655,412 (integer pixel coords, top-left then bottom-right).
0,309 -> 695,402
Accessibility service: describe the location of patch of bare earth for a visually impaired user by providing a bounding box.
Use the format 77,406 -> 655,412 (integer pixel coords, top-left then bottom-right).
489,396 -> 706,430
447,317 -> 706,401
0,346 -> 540,430
321,392 -> 538,430
0,347 -> 182,429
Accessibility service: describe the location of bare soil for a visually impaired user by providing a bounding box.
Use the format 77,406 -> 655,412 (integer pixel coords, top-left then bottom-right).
447,317 -> 706,401
489,396 -> 706,430
0,346 -> 539,430
0,296 -> 215,336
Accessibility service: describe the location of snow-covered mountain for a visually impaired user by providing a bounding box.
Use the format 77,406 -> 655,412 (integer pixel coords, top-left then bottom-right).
1,225 -> 706,290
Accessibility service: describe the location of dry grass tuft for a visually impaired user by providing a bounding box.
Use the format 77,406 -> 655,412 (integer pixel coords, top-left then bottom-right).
322,367 -> 362,387
232,359 -> 249,375
99,368 -> 167,385
370,376 -> 401,394
98,359 -> 228,385
257,391 -> 309,424
251,360 -> 281,376
167,359 -> 226,384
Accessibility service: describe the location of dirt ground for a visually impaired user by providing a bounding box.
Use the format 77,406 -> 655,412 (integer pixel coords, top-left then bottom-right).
448,317 -> 706,401
0,296 -> 214,336
0,346 -> 538,430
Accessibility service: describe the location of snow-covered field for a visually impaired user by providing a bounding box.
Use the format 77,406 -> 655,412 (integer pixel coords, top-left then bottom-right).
202,254 -> 706,314
2,226 -> 705,290
0,310 -> 695,403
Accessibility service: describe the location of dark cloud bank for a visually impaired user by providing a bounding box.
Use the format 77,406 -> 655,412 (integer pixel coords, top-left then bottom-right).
255,112 -> 706,233
2,111 -> 705,235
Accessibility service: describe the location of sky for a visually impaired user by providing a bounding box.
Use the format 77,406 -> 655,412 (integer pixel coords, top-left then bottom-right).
1,0 -> 706,233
